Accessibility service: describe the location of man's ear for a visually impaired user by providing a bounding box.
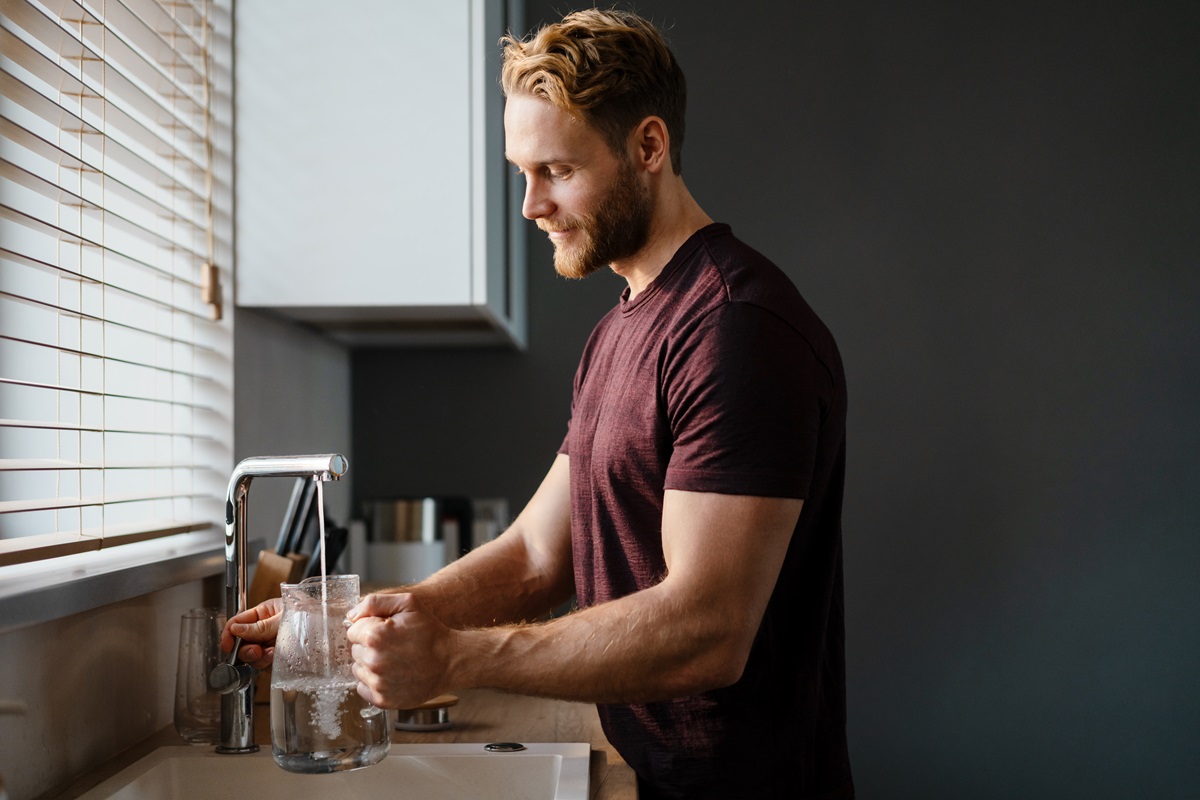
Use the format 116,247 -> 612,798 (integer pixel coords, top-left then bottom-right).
631,116 -> 670,174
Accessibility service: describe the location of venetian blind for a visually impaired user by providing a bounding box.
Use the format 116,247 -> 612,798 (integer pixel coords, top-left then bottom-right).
0,0 -> 233,567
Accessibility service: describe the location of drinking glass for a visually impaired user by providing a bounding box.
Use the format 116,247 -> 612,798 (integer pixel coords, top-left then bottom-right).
173,607 -> 224,744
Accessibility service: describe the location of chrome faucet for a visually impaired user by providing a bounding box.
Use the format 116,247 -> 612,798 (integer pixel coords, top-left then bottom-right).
214,454 -> 348,754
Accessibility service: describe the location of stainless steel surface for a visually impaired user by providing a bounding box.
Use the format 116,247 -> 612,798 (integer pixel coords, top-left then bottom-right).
363,498 -> 443,542
394,705 -> 453,731
219,455 -> 348,754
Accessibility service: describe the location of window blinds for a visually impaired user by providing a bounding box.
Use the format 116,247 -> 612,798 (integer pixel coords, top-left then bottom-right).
0,0 -> 233,567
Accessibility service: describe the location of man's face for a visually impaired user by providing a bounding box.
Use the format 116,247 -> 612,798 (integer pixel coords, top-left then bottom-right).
504,94 -> 652,279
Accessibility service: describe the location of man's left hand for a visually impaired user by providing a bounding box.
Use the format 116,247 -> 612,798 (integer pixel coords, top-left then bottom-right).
346,592 -> 454,710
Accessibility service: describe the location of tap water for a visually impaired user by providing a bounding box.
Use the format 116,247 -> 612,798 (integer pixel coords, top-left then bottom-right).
316,478 -> 329,601
315,478 -> 332,680
270,677 -> 390,773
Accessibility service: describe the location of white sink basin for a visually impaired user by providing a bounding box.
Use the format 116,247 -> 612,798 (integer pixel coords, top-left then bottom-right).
77,743 -> 591,800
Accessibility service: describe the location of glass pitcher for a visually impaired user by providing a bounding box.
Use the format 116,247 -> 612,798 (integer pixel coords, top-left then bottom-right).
270,574 -> 390,773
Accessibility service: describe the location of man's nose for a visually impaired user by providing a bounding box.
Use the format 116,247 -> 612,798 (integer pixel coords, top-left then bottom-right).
521,178 -> 553,220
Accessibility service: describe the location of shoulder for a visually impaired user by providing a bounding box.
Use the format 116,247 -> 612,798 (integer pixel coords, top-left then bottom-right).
683,226 -> 844,387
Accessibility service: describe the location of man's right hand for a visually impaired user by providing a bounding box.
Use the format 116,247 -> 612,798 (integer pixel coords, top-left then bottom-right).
220,597 -> 283,669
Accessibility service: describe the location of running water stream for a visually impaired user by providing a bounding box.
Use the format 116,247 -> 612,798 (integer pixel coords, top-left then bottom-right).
315,478 -> 331,680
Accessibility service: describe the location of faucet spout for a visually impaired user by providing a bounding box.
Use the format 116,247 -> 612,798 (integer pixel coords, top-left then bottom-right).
217,454 -> 349,754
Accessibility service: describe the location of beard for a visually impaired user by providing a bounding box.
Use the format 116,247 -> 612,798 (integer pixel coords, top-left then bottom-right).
543,158 -> 652,280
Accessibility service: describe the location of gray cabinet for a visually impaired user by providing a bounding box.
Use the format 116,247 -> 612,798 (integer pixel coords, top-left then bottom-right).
234,0 -> 525,347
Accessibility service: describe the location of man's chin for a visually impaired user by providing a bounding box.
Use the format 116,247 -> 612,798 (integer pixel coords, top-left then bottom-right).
554,262 -> 593,280
552,248 -> 605,280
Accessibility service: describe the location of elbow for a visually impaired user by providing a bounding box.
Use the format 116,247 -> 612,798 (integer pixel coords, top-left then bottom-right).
670,633 -> 752,696
704,639 -> 752,690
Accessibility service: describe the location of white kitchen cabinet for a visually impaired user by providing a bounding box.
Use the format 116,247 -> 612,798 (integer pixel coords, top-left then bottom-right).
234,0 -> 526,347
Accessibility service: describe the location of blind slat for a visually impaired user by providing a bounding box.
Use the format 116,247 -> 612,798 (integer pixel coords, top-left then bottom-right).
0,201 -> 203,286
0,459 -> 215,471
149,0 -> 207,33
83,0 -> 208,85
0,376 -> 218,411
0,247 -> 214,322
12,0 -> 207,85
0,520 -> 214,567
0,289 -> 218,357
0,28 -> 208,176
0,69 -> 207,205
0,418 -> 217,440
3,0 -> 208,128
0,157 -> 208,261
0,490 -> 212,515
0,331 -> 215,382
0,114 -> 207,233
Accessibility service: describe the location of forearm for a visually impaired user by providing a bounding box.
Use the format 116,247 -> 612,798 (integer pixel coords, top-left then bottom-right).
396,530 -> 574,629
383,454 -> 575,630
447,583 -> 747,705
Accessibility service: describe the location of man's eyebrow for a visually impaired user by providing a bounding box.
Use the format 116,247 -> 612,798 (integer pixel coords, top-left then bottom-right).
505,153 -> 576,168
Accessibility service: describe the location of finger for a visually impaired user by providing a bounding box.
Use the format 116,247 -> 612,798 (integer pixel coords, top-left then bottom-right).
229,616 -> 276,641
348,591 -> 413,621
248,646 -> 274,670
351,661 -> 381,702
355,679 -> 377,707
346,614 -> 388,646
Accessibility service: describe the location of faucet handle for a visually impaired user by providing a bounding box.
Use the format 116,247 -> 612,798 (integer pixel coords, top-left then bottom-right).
210,637 -> 254,695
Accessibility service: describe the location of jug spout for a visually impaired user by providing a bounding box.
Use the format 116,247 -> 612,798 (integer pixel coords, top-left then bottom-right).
217,454 -> 348,755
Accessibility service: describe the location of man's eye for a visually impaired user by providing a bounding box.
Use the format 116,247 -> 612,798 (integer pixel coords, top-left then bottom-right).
548,168 -> 572,180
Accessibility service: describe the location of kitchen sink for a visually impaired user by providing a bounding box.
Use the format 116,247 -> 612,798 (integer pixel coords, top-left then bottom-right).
75,743 -> 591,800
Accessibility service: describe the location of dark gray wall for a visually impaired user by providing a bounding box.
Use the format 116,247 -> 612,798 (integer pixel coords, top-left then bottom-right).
353,2 -> 1199,796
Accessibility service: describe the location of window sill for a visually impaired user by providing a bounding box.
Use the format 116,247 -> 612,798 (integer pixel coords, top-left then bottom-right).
0,532 -> 228,635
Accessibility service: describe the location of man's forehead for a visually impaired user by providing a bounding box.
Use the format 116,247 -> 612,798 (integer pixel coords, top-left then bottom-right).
504,94 -> 603,164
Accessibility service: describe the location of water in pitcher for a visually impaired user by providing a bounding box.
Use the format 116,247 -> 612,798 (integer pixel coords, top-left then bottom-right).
270,677 -> 389,773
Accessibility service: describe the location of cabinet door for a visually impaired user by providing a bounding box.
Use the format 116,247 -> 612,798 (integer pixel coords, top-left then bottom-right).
235,0 -> 523,345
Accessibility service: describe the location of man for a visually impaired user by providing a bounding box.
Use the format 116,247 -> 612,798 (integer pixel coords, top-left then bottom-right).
225,9 -> 853,798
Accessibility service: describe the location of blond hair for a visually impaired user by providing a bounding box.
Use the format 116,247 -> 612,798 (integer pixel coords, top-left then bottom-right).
500,8 -> 687,174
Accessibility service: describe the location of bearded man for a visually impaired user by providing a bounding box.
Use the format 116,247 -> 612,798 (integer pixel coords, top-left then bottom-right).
226,9 -> 853,799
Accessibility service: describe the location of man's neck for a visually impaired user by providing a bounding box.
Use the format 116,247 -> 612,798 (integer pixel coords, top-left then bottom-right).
612,181 -> 713,299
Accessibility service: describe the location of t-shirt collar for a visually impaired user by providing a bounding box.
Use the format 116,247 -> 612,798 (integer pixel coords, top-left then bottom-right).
619,223 -> 729,314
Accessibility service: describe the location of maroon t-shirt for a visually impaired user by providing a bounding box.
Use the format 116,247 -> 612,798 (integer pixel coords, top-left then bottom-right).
560,224 -> 853,799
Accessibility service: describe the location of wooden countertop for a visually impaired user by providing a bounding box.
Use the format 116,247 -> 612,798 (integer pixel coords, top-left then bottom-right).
43,689 -> 636,800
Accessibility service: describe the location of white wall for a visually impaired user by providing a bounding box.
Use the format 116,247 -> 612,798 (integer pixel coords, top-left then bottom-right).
233,308 -> 354,547
0,581 -> 211,800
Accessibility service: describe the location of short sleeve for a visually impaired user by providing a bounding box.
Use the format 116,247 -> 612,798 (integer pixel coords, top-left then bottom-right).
662,302 -> 832,498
